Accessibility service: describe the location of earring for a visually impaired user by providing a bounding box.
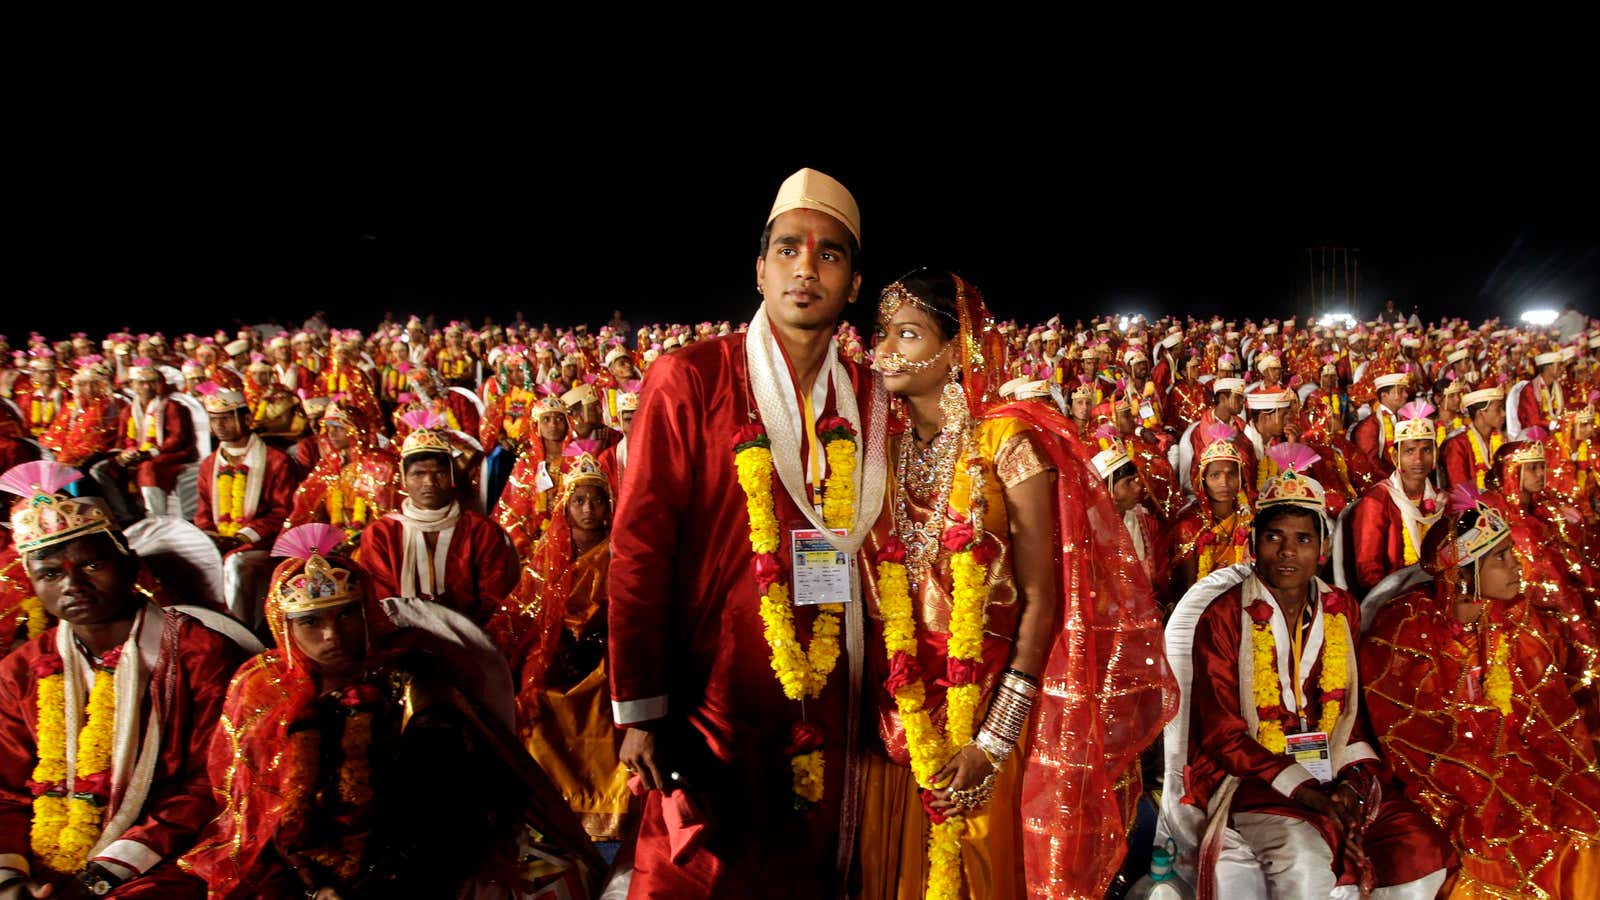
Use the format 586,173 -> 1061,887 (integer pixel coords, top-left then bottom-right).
940,372 -> 967,433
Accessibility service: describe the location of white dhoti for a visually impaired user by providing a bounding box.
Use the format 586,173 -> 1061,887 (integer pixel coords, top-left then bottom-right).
222,550 -> 274,627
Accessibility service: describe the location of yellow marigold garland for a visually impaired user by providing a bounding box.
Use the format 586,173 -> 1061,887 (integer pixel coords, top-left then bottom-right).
822,437 -> 856,531
31,651 -> 120,874
1401,521 -> 1421,567
22,596 -> 47,641
1248,598 -> 1351,754
1248,613 -> 1288,754
1470,431 -> 1504,490
326,485 -> 345,526
1485,634 -> 1513,715
1318,613 -> 1351,735
215,466 -> 248,538
875,450 -> 990,900
732,417 -> 855,808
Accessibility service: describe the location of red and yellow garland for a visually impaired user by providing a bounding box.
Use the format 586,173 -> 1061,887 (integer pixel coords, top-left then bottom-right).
1191,502 -> 1253,581
214,463 -> 249,538
30,646 -> 121,874
1246,595 -> 1350,754
732,416 -> 855,807
874,450 -> 992,900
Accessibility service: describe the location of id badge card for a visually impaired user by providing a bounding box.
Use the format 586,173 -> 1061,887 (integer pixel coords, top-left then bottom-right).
534,460 -> 555,493
1140,402 -> 1157,422
791,528 -> 853,607
1285,731 -> 1334,783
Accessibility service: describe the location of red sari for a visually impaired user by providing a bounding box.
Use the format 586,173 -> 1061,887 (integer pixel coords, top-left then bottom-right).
1361,585 -> 1600,896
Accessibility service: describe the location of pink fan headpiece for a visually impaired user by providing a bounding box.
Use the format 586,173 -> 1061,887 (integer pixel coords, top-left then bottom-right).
1446,483 -> 1482,514
1266,442 -> 1322,475
272,523 -> 346,560
399,409 -> 447,432
0,461 -> 118,554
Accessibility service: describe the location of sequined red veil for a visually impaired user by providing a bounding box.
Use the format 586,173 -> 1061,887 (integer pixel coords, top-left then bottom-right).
948,276 -> 1178,898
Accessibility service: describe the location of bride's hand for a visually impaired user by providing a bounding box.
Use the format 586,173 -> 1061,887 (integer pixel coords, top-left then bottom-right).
929,744 -> 995,813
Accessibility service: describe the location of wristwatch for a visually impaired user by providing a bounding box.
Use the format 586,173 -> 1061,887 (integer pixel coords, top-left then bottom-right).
78,863 -> 122,896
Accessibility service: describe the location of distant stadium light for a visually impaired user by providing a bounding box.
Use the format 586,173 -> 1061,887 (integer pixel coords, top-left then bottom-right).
1117,313 -> 1145,333
1318,312 -> 1357,328
1521,309 -> 1559,326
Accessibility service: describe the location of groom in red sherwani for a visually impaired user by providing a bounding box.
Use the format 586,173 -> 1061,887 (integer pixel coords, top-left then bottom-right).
608,169 -> 886,898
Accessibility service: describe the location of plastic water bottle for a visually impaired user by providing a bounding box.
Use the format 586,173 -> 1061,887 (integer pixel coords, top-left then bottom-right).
1124,840 -> 1195,900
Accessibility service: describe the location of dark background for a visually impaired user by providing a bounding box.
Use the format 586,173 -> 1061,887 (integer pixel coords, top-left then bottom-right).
14,90 -> 1599,341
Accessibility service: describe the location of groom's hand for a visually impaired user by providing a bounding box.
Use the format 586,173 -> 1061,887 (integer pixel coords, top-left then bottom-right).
621,725 -> 667,792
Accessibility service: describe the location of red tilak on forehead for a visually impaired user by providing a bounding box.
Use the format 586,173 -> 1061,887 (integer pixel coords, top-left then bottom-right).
805,234 -> 817,253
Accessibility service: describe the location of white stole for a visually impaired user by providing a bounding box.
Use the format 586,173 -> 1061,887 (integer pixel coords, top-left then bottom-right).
210,434 -> 268,522
393,499 -> 462,598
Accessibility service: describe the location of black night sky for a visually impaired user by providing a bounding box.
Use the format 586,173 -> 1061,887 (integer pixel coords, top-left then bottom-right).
15,90 -> 1599,342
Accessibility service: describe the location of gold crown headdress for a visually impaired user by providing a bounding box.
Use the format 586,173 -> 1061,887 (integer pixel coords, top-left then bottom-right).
399,410 -> 454,459
1505,431 -> 1547,465
267,525 -> 362,655
557,439 -> 611,507
195,381 -> 247,414
1256,443 -> 1327,517
0,461 -> 120,554
1090,425 -> 1132,481
1392,401 -> 1437,444
1433,484 -> 1511,572
1198,423 -> 1245,470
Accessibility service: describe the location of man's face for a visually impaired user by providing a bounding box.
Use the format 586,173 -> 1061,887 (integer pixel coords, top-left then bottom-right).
561,362 -> 579,382
1254,510 -> 1323,596
1131,360 -> 1150,382
538,412 -> 568,443
1115,407 -> 1136,434
25,536 -> 137,629
250,369 -> 271,387
756,208 -> 860,334
608,357 -> 635,381
210,410 -> 245,443
1396,438 -> 1436,480
566,483 -> 611,533
1577,419 -> 1594,442
1225,391 -> 1246,417
1254,407 -> 1285,438
196,346 -> 216,366
1320,373 -> 1338,393
1480,399 -> 1507,431
403,456 -> 453,509
618,409 -> 636,436
1262,365 -> 1283,385
1185,358 -> 1202,381
1110,471 -> 1143,513
1519,460 -> 1547,495
132,379 -> 158,404
1044,338 -> 1061,356
288,603 -> 366,677
272,345 -> 292,364
1203,460 -> 1241,506
1379,384 -> 1409,411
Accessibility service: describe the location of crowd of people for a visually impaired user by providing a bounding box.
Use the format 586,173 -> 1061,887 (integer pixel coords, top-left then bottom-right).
0,168 -> 1595,899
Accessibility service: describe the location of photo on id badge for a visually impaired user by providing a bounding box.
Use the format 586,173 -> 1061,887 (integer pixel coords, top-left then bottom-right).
790,528 -> 852,607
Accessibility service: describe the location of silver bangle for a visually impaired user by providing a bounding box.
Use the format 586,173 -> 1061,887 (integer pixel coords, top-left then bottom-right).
974,728 -> 1014,765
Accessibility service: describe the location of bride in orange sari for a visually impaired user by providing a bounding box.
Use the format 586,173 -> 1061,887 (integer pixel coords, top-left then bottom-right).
855,270 -> 1175,899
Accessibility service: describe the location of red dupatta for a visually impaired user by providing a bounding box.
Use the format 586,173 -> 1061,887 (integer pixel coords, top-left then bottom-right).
950,276 -> 1178,898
